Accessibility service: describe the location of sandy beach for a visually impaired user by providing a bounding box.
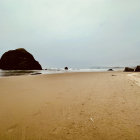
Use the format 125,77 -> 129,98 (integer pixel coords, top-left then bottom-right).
0,71 -> 140,140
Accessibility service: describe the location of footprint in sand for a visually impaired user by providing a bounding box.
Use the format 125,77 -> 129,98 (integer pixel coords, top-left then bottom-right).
121,110 -> 125,113
33,110 -> 41,116
45,102 -> 50,105
52,127 -> 65,134
81,103 -> 85,106
80,110 -> 85,115
7,124 -> 18,133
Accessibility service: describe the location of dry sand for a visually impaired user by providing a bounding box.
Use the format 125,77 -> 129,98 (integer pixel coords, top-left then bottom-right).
0,72 -> 140,140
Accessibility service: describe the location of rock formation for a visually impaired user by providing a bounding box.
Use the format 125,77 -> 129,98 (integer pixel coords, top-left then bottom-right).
64,67 -> 68,70
108,69 -> 113,71
0,48 -> 42,70
135,66 -> 140,72
124,67 -> 134,72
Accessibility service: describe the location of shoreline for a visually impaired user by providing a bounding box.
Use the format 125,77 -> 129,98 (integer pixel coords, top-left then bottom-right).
0,69 -> 123,79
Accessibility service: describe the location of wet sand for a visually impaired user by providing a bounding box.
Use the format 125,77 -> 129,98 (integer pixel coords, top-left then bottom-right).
0,72 -> 140,140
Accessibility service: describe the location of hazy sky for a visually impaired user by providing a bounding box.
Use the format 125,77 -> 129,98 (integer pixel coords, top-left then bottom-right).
0,0 -> 140,68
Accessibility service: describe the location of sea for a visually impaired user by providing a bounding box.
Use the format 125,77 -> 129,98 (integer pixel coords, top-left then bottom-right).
0,67 -> 124,77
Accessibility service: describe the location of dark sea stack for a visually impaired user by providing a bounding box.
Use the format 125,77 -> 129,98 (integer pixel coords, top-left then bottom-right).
135,66 -> 140,72
0,48 -> 42,70
65,67 -> 68,70
108,69 -> 113,71
124,67 -> 134,72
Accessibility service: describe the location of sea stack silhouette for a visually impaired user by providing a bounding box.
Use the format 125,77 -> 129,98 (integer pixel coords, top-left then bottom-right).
0,48 -> 42,70
65,67 -> 68,70
124,67 -> 134,72
135,66 -> 140,72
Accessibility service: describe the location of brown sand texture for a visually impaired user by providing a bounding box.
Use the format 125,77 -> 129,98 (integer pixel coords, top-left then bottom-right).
0,72 -> 140,140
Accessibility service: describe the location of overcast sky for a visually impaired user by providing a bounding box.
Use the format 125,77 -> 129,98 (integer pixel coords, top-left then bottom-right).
0,0 -> 140,68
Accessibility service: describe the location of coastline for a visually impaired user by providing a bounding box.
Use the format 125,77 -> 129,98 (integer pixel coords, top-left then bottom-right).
0,67 -> 124,78
0,71 -> 140,139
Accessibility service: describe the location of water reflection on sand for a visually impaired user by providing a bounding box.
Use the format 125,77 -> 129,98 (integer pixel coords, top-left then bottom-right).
0,70 -> 36,77
0,69 -> 64,77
